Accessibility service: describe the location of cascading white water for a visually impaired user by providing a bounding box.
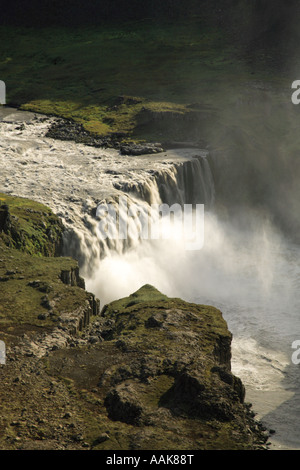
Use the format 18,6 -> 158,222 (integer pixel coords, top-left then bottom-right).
114,156 -> 215,207
61,153 -> 215,276
1,107 -> 299,450
0,107 -> 212,277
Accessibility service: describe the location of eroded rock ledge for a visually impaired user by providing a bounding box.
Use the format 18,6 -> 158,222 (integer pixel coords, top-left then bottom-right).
0,192 -> 100,358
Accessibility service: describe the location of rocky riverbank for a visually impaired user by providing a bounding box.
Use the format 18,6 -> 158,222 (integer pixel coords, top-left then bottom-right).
45,117 -> 166,156
0,192 -> 270,450
44,111 -> 206,157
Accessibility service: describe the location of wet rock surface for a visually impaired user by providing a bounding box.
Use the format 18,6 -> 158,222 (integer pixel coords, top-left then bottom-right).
120,142 -> 164,156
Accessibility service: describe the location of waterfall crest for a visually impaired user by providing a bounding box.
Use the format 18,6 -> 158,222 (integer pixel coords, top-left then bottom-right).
62,154 -> 215,277
114,155 -> 215,207
0,110 -> 215,280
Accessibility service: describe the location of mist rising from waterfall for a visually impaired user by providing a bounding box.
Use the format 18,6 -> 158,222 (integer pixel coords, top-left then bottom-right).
86,206 -> 297,334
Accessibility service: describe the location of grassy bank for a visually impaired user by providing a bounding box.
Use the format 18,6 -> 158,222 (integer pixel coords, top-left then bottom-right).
0,20 -> 280,142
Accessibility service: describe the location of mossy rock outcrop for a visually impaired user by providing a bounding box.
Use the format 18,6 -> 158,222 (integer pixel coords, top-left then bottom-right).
43,285 -> 267,450
0,192 -> 63,257
0,193 -> 99,350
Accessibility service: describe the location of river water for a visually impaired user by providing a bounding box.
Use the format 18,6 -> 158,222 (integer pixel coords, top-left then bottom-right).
0,107 -> 299,449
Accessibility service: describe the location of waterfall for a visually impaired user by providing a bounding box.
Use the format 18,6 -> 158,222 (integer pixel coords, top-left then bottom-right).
114,155 -> 215,207
0,109 -> 215,283
62,154 -> 215,278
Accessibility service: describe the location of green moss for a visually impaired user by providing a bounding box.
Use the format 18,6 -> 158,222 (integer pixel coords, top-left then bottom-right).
102,284 -> 229,360
0,192 -> 63,257
0,21 -> 284,142
0,193 -> 92,336
103,284 -> 169,312
0,240 -> 88,331
140,375 -> 175,409
2,282 -> 263,451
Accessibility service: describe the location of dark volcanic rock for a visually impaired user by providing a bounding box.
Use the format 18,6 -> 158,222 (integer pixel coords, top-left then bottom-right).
46,119 -> 113,148
120,142 -> 164,156
46,117 -> 165,155
105,383 -> 144,425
